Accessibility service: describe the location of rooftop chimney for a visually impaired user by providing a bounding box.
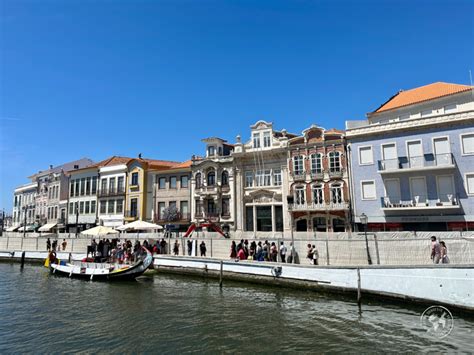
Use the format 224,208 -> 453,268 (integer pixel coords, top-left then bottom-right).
49,165 -> 53,170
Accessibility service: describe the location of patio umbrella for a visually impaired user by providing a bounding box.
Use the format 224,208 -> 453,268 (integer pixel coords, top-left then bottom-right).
116,220 -> 163,232
81,226 -> 119,236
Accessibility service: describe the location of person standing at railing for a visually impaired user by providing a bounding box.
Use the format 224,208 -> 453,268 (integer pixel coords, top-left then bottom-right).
279,242 -> 287,263
430,236 -> 441,264
440,241 -> 450,264
46,238 -> 51,252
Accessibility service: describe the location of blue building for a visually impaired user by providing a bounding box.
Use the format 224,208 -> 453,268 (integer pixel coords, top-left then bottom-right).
346,82 -> 474,231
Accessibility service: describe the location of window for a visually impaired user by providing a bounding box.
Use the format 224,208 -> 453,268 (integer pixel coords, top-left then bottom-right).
70,181 -> 75,197
295,186 -> 305,205
158,202 -> 165,219
222,198 -> 230,216
329,152 -> 341,172
131,172 -> 139,186
207,171 -> 216,186
221,171 -> 229,186
117,176 -> 124,192
312,184 -> 324,204
170,176 -> 177,189
273,169 -> 282,186
159,177 -> 166,189
263,131 -> 271,147
398,113 -> 410,120
180,201 -> 189,215
331,183 -> 343,204
264,170 -> 271,186
361,181 -> 376,200
195,173 -> 202,188
130,198 -> 138,217
91,177 -> 97,194
100,201 -> 106,214
208,146 -> 216,157
421,109 -> 432,117
461,133 -> 474,155
464,173 -> 474,196
207,199 -> 216,214
85,201 -> 90,214
180,176 -> 188,188
114,199 -> 122,214
78,201 -> 83,214
80,178 -> 86,196
109,177 -> 116,193
91,201 -> 96,214
310,154 -> 322,173
293,155 -> 304,175
444,104 -> 457,113
69,202 -> 74,214
245,206 -> 254,231
169,201 -> 177,209
108,200 -> 115,214
255,170 -> 264,187
101,179 -> 107,193
245,171 -> 253,187
253,132 -> 260,148
359,146 -> 373,165
86,177 -> 91,195
75,180 -> 80,196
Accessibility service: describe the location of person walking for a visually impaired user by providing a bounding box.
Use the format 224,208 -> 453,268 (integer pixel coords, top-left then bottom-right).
46,238 -> 51,252
306,244 -> 313,264
230,241 -> 237,258
312,245 -> 319,265
279,242 -> 287,263
430,236 -> 441,264
61,239 -> 67,251
440,241 -> 450,264
187,239 -> 193,256
200,241 -> 207,257
173,240 -> 180,256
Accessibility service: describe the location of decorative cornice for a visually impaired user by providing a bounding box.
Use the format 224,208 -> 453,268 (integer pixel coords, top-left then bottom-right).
346,110 -> 474,138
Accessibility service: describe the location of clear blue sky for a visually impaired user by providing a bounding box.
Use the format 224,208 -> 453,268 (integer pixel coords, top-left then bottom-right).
1,0 -> 473,211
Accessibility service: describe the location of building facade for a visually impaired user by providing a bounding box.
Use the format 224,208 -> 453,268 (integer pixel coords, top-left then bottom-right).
346,82 -> 474,231
11,182 -> 37,230
287,125 -> 351,232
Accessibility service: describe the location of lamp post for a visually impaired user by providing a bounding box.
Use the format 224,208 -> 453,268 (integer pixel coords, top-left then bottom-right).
23,206 -> 27,238
75,204 -> 79,238
360,213 -> 372,265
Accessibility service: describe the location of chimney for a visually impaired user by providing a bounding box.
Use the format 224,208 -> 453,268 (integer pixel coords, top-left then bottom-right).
74,165 -> 79,169
49,165 -> 53,170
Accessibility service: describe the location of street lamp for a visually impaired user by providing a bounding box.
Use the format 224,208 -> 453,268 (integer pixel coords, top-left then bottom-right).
360,213 -> 372,265
75,204 -> 79,238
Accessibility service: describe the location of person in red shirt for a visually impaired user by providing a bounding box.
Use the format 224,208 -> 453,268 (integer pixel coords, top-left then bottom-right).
237,247 -> 246,260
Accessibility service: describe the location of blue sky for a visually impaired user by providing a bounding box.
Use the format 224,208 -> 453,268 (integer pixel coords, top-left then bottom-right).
1,0 -> 473,211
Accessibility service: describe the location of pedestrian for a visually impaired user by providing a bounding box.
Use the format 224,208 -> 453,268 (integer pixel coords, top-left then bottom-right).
61,239 -> 67,251
312,245 -> 319,265
230,241 -> 237,258
173,240 -> 180,256
440,241 -> 450,264
430,236 -> 441,264
52,240 -> 58,252
279,241 -> 287,263
46,238 -> 51,252
287,242 -> 295,264
200,241 -> 207,257
306,244 -> 313,264
263,240 -> 269,261
256,241 -> 263,261
91,239 -> 97,257
160,238 -> 167,254
270,242 -> 278,262
187,239 -> 193,256
237,246 -> 246,260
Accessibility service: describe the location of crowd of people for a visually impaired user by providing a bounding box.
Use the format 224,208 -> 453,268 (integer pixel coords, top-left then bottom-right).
46,238 -> 68,252
229,239 -> 297,263
430,236 -> 450,264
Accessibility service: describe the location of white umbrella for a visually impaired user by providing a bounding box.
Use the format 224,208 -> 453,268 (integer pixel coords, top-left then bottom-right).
116,220 -> 163,232
81,226 -> 119,236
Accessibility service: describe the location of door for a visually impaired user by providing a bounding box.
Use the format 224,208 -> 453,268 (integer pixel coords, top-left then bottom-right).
382,144 -> 398,170
384,179 -> 400,206
433,137 -> 450,166
407,141 -> 423,168
437,176 -> 454,204
410,177 -> 426,205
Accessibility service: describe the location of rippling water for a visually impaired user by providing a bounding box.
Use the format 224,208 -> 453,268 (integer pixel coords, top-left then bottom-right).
0,263 -> 472,353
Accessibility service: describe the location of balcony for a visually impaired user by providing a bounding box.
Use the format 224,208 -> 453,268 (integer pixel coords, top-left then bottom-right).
378,153 -> 455,174
291,171 -> 306,181
328,168 -> 343,178
124,210 -> 139,220
98,188 -> 126,197
288,201 -> 349,211
381,194 -> 461,211
310,170 -> 324,180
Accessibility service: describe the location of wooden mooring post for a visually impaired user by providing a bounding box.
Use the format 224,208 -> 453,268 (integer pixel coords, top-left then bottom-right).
20,251 -> 26,268
357,268 -> 361,305
219,260 -> 223,288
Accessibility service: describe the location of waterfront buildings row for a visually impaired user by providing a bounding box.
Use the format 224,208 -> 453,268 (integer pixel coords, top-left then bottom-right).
9,82 -> 474,233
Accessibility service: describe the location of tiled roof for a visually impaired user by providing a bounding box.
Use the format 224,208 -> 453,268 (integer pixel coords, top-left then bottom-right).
373,82 -> 473,113
97,156 -> 134,167
169,160 -> 193,169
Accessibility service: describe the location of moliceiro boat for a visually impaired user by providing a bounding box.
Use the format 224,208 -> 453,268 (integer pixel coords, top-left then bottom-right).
47,247 -> 153,281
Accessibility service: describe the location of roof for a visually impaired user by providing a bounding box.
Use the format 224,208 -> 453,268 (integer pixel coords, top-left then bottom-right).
29,158 -> 94,179
372,82 -> 473,114
169,160 -> 193,169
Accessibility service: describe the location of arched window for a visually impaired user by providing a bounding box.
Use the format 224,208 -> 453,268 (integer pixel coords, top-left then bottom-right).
295,185 -> 305,205
207,170 -> 216,186
331,183 -> 343,204
312,184 -> 324,205
293,155 -> 304,175
221,170 -> 229,186
195,173 -> 202,188
310,153 -> 323,174
329,152 -> 341,172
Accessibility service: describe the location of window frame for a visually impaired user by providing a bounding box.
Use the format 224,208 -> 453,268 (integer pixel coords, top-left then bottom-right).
460,132 -> 474,156
360,180 -> 377,201
358,145 -> 374,166
464,173 -> 474,196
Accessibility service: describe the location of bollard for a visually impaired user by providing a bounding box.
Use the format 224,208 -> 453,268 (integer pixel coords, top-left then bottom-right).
325,237 -> 330,266
21,251 -> 26,268
374,234 -> 380,265
219,260 -> 223,288
357,268 -> 361,305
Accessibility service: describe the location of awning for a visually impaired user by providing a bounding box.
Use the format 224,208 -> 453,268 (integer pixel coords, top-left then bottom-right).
38,223 -> 57,232
18,225 -> 36,232
6,225 -> 19,232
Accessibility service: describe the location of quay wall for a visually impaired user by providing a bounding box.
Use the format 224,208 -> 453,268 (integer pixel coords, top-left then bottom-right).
153,256 -> 474,311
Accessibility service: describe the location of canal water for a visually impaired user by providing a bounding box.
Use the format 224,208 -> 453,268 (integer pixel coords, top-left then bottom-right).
0,263 -> 472,353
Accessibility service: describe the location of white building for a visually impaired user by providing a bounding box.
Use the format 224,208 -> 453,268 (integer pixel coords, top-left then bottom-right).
11,182 -> 37,230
